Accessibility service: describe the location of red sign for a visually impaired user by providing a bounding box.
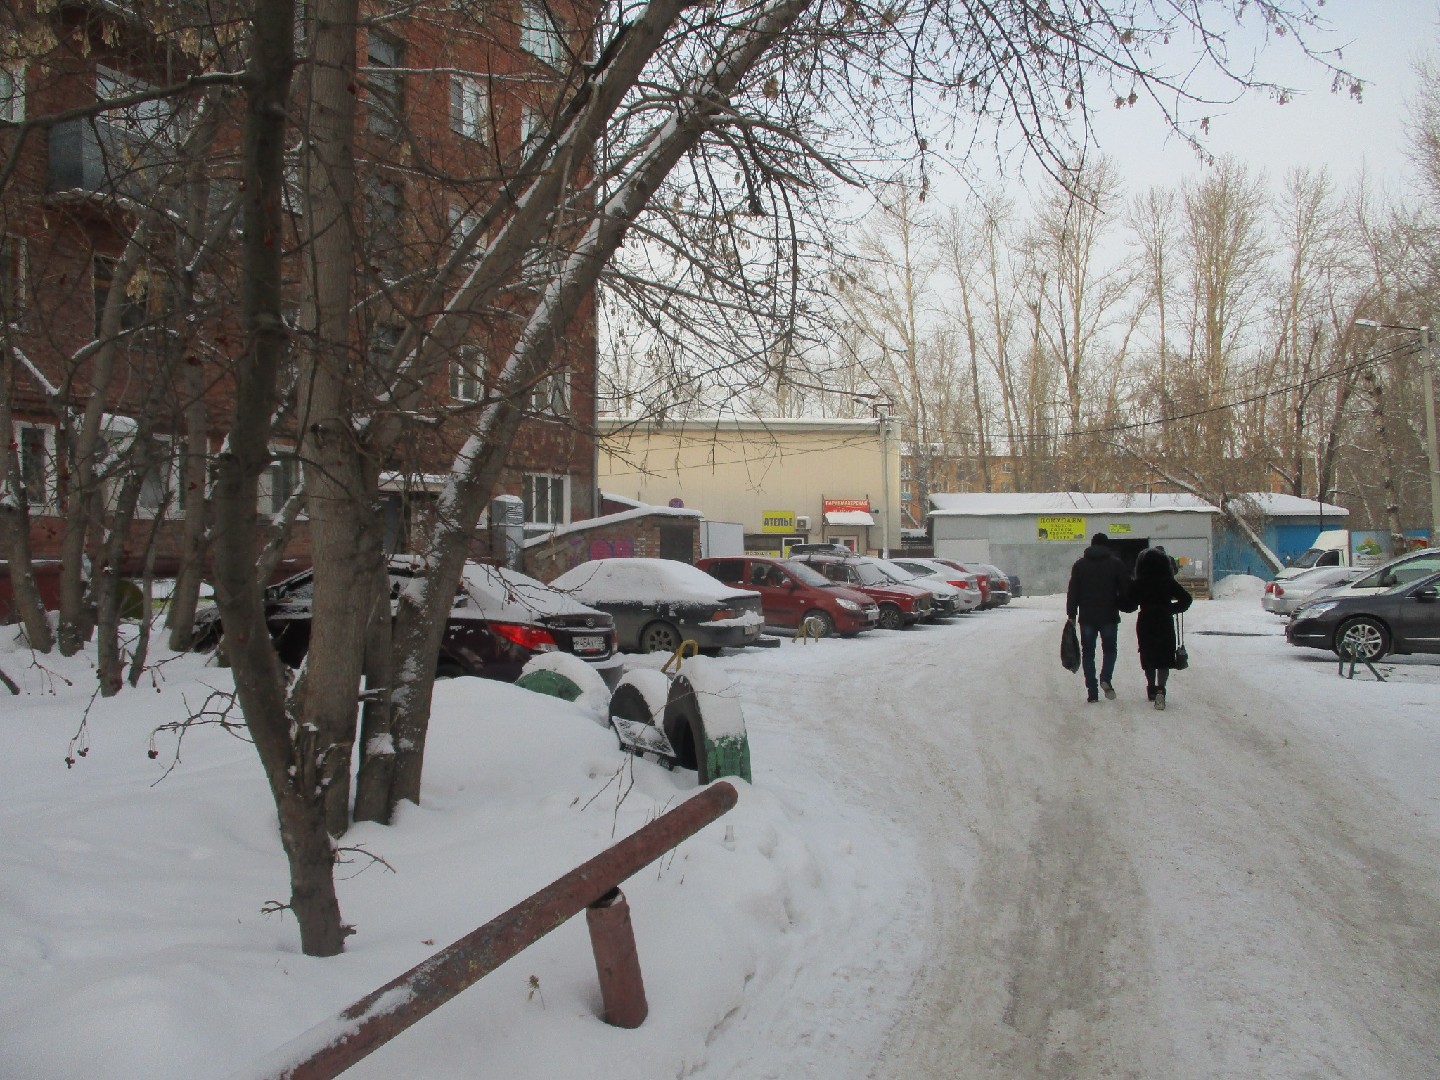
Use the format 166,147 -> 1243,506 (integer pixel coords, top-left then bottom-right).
823,498 -> 871,514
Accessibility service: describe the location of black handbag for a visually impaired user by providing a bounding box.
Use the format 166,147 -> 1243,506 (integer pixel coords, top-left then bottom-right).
1173,612 -> 1189,670
1061,618 -> 1080,672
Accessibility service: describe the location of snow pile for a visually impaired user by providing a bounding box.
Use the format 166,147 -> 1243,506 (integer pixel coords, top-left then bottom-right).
551,558 -> 760,605
1212,573 -> 1265,601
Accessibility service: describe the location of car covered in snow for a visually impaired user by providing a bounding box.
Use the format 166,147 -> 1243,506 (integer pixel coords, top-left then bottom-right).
190,558 -> 618,680
1285,570 -> 1440,661
696,555 -> 880,637
548,558 -> 765,654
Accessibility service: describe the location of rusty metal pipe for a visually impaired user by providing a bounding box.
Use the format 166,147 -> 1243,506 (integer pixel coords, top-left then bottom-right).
587,887 -> 648,1028
248,780 -> 738,1080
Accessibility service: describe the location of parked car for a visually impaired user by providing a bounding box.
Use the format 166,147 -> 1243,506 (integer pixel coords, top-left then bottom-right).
886,557 -> 984,613
1262,565 -> 1365,616
1294,547 -> 1440,607
1008,574 -> 1023,598
787,543 -> 857,556
868,557 -> 966,619
1285,570 -> 1440,661
930,557 -> 990,607
973,563 -> 1013,607
790,553 -> 933,629
548,558 -> 765,654
697,555 -> 880,637
190,558 -> 619,680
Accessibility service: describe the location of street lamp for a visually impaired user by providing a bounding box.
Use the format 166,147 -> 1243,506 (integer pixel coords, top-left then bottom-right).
1354,319 -> 1440,543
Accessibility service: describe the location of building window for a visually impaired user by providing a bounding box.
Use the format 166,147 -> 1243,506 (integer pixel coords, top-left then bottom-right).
95,66 -> 174,142
15,422 -> 55,508
93,256 -> 155,335
520,102 -> 544,146
364,175 -> 404,278
137,435 -> 182,517
529,371 -> 568,416
519,0 -> 566,67
451,347 -> 483,402
261,450 -> 301,516
366,34 -> 403,137
448,204 -> 485,262
0,64 -> 24,124
450,74 -> 489,142
523,472 -> 568,526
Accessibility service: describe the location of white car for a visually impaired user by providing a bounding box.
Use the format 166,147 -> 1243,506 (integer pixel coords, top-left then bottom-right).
870,557 -> 969,619
888,557 -> 985,613
1262,565 -> 1364,616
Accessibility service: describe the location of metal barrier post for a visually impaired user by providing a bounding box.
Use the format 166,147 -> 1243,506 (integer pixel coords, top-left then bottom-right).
246,781 -> 738,1080
586,887 -> 648,1028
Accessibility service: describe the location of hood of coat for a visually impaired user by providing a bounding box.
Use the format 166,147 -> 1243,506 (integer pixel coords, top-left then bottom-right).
1082,543 -> 1114,561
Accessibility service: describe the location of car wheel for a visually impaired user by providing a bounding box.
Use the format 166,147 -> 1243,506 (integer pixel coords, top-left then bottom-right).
877,604 -> 904,631
639,620 -> 681,653
1336,616 -> 1390,661
801,609 -> 835,638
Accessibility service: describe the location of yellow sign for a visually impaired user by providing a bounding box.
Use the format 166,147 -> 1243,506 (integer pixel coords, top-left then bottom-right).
761,510 -> 796,534
1037,515 -> 1085,541
1109,523 -> 1132,534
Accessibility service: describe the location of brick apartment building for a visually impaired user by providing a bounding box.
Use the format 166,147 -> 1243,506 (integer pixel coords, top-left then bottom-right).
1,0 -> 601,610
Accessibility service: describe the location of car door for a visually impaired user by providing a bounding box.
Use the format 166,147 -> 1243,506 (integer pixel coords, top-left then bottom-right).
753,561 -> 802,629
1394,574 -> 1440,652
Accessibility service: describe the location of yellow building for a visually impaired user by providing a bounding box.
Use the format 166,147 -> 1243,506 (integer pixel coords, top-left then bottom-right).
598,417 -> 902,555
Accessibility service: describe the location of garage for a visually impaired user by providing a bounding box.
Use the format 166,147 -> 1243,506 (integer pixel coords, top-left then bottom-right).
928,492 -> 1220,597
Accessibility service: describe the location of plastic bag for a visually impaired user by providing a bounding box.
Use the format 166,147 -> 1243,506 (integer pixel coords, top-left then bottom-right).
1061,619 -> 1080,673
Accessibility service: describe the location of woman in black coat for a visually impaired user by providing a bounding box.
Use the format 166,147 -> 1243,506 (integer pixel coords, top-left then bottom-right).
1131,547 -> 1193,710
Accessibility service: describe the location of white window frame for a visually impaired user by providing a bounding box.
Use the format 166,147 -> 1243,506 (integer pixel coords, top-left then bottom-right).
448,204 -> 485,263
451,347 -> 483,402
519,0 -> 566,67
0,63 -> 24,125
523,472 -> 569,526
365,33 -> 403,137
450,74 -> 489,143
528,370 -> 568,416
95,65 -> 174,142
259,448 -> 302,518
14,421 -> 57,510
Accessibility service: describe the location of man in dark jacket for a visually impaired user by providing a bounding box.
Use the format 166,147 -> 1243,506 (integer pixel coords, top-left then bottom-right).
1066,532 -> 1132,703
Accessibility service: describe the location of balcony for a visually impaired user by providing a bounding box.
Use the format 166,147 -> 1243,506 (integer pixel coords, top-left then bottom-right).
48,118 -> 163,200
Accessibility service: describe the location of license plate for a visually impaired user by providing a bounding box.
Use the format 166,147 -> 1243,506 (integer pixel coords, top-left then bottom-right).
744,624 -> 759,636
573,634 -> 606,653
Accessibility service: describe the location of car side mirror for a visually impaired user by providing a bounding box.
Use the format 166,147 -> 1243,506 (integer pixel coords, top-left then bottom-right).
1415,586 -> 1439,602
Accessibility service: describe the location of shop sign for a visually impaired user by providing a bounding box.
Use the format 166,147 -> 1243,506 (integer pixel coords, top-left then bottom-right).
1036,515 -> 1086,541
761,510 -> 796,534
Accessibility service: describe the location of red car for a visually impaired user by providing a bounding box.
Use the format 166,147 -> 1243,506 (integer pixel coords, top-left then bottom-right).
931,557 -> 990,607
697,555 -> 880,637
790,554 -> 933,630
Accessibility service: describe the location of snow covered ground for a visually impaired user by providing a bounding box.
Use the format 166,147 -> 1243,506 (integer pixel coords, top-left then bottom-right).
3,579 -> 1439,1079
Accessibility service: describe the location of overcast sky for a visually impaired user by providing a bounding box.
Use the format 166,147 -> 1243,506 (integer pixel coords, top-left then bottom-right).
1079,1 -> 1439,197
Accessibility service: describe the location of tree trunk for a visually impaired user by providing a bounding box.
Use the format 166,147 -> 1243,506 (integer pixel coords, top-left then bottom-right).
0,349 -> 54,652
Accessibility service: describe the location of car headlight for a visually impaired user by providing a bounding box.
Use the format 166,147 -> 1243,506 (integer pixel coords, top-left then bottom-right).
1296,600 -> 1339,618
836,598 -> 861,612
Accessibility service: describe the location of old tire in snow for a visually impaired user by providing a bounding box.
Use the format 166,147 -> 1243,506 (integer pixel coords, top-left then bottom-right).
664,661 -> 752,785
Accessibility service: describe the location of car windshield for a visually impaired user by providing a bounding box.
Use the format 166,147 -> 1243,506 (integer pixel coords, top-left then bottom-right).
782,560 -> 830,587
853,562 -> 893,586
871,559 -> 918,583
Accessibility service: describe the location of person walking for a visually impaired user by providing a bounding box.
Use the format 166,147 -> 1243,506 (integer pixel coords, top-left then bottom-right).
1065,532 -> 1132,703
1131,545 -> 1193,711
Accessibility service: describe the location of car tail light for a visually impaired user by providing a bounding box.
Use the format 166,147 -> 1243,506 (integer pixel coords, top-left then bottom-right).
1264,582 -> 1275,595
491,622 -> 557,652
710,608 -> 740,621
1272,585 -> 1284,597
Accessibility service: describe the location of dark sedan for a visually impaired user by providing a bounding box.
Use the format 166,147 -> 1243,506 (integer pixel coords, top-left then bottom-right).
191,558 -> 619,680
549,557 -> 765,653
1286,570 -> 1440,662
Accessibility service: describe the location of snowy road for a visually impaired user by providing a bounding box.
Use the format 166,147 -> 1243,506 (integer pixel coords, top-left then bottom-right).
737,594 -> 1440,1080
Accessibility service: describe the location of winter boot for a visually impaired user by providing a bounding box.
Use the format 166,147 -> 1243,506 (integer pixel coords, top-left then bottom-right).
1153,689 -> 1166,711
1100,680 -> 1116,700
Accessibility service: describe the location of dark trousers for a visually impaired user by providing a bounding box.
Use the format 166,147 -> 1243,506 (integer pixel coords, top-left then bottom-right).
1079,620 -> 1118,690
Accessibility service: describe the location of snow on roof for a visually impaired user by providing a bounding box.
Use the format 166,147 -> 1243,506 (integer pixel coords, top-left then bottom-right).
550,557 -> 758,604
1225,493 -> 1350,518
522,502 -> 701,548
928,491 -> 1220,516
824,510 -> 875,526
